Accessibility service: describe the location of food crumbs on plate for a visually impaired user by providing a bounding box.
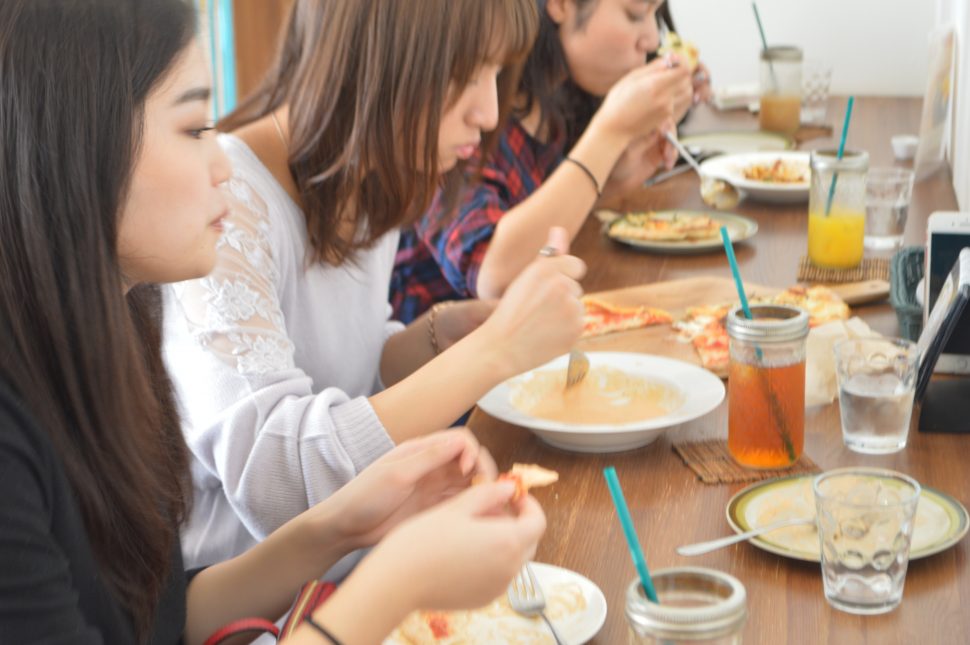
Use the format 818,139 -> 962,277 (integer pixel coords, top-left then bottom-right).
510,366 -> 683,425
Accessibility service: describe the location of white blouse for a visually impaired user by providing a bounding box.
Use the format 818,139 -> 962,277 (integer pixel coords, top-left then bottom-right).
163,133 -> 401,571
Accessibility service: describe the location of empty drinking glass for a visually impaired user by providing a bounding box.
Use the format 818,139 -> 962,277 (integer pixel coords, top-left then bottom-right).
864,168 -> 915,251
801,60 -> 833,125
813,468 -> 921,615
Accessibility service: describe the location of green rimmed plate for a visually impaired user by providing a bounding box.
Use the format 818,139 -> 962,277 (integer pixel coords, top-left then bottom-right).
681,130 -> 795,156
602,209 -> 758,255
726,474 -> 969,562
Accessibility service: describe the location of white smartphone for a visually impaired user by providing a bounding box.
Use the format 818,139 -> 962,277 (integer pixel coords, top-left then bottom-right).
925,211 -> 970,373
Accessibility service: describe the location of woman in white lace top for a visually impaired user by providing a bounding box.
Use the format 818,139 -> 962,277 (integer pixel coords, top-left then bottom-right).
164,0 -> 584,570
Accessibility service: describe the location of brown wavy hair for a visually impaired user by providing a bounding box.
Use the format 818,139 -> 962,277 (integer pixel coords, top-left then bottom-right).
0,0 -> 193,638
219,0 -> 538,266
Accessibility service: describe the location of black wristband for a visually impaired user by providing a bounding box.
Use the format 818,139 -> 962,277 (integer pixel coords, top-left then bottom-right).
564,156 -> 602,197
303,615 -> 345,645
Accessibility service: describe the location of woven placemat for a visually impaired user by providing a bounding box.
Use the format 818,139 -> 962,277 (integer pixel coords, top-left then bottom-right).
673,439 -> 820,484
793,123 -> 833,144
797,256 -> 890,284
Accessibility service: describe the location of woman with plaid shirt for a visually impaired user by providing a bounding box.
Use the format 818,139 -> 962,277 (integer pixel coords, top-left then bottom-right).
393,0 -> 701,323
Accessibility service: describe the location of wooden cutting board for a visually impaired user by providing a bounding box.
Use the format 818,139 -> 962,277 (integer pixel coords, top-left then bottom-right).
578,276 -> 778,371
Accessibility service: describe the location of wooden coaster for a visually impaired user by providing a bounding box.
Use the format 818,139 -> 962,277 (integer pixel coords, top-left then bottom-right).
673,439 -> 820,484
797,256 -> 890,284
793,123 -> 833,144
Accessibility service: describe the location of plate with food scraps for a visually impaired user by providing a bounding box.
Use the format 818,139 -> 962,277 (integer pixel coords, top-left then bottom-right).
384,561 -> 607,645
726,474 -> 969,562
680,130 -> 795,156
699,151 -> 810,204
602,209 -> 758,255
477,352 -> 725,453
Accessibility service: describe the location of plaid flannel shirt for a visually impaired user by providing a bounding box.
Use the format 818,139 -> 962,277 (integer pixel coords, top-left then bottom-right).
391,119 -> 565,323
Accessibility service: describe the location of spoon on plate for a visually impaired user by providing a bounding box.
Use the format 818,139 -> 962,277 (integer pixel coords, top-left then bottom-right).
663,132 -> 741,210
676,517 -> 815,556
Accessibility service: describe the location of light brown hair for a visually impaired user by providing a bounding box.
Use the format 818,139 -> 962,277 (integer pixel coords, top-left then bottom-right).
220,0 -> 538,265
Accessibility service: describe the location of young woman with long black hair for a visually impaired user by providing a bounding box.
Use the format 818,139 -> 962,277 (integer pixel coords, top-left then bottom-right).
0,1 -> 545,642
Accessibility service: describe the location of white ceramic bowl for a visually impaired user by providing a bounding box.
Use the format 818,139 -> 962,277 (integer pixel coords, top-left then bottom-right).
891,134 -> 919,161
477,352 -> 725,453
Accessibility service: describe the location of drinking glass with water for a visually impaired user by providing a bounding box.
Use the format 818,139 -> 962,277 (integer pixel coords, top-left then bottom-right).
834,338 -> 918,454
864,168 -> 915,251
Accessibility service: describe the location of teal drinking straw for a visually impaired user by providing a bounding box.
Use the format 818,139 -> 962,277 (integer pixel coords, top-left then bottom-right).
824,96 -> 856,216
752,2 -> 777,90
720,227 -> 753,319
603,467 -> 659,603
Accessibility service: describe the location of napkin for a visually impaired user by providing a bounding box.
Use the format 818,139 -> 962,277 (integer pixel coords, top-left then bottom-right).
805,317 -> 881,407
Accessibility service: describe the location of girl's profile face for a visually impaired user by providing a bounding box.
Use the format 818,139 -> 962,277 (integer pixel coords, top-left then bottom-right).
118,42 -> 231,286
551,0 -> 662,96
436,62 -> 503,172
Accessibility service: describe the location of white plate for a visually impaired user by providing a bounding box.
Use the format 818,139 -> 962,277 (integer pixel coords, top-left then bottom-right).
603,209 -> 758,255
726,475 -> 970,562
384,562 -> 607,644
477,352 -> 725,453
700,151 -> 810,204
680,130 -> 795,155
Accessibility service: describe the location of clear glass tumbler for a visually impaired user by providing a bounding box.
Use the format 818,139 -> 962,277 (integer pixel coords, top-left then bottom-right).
807,149 -> 869,269
626,567 -> 747,644
864,168 -> 915,251
801,60 -> 833,125
813,468 -> 921,615
834,337 -> 918,454
759,46 -> 802,135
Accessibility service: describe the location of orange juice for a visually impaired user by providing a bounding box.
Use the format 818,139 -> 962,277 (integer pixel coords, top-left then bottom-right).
759,94 -> 801,134
728,360 -> 805,468
807,207 -> 865,269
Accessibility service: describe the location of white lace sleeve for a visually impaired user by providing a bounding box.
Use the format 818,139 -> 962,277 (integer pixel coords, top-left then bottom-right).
173,176 -> 294,374
165,173 -> 394,550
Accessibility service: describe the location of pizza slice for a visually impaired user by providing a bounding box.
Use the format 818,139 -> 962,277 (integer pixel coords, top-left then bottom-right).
582,296 -> 673,338
498,463 -> 559,502
772,285 -> 850,327
396,609 -> 467,644
610,212 -> 720,242
658,31 -> 699,71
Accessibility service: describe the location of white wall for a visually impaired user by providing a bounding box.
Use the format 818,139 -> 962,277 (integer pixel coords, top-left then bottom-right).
938,0 -> 969,210
670,0 -> 934,96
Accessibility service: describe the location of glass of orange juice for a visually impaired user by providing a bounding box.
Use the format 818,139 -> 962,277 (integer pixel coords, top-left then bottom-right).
759,46 -> 802,135
726,305 -> 809,469
807,149 -> 869,269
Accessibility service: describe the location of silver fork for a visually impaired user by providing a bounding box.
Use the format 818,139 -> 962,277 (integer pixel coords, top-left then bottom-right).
507,563 -> 567,645
565,349 -> 589,389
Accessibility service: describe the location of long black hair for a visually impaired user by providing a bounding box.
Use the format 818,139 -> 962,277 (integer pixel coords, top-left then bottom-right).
0,0 -> 195,638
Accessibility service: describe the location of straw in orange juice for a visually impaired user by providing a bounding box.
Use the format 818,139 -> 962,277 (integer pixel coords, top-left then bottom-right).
807,207 -> 865,269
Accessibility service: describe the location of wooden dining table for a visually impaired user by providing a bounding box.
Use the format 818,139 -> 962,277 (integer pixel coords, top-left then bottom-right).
468,97 -> 969,644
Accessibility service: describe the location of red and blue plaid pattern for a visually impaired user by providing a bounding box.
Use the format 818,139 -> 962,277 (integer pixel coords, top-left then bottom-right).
391,119 -> 565,323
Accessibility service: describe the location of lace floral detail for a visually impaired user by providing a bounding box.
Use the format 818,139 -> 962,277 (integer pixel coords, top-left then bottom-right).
229,333 -> 293,374
201,277 -> 284,330
171,170 -> 296,375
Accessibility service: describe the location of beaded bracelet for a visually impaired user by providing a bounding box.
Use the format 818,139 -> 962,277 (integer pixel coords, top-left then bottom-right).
303,615 -> 344,645
564,157 -> 602,197
427,302 -> 446,356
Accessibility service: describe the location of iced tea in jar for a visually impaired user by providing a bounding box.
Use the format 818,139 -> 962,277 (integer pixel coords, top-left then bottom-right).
759,46 -> 802,135
727,305 -> 808,469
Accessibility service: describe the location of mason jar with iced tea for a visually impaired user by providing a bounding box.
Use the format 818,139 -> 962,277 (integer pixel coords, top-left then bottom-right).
807,149 -> 869,269
727,305 -> 808,469
759,46 -> 802,135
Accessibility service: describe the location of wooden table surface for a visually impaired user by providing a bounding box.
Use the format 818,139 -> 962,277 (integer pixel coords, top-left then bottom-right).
468,97 -> 969,644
